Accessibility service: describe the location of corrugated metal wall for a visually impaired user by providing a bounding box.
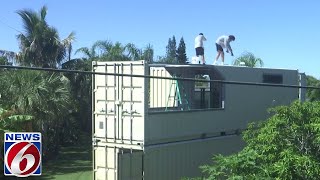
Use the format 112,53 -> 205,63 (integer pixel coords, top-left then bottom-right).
93,146 -> 119,180
118,149 -> 143,180
93,61 -> 303,180
149,67 -> 174,108
144,135 -> 244,180
92,61 -> 146,143
92,61 -> 146,180
93,135 -> 245,180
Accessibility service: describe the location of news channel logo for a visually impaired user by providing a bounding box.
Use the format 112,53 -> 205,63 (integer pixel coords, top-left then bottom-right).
4,132 -> 42,177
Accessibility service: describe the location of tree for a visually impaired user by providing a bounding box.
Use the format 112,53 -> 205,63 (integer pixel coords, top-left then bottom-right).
155,56 -> 167,63
0,70 -> 74,160
306,75 -> 320,101
62,58 -> 92,133
197,101 -> 320,179
142,44 -> 154,63
0,57 -> 11,66
177,37 -> 187,64
75,42 -> 101,61
74,41 -> 154,133
126,43 -> 142,61
16,6 -> 75,68
0,107 -> 34,179
165,36 -> 177,64
76,40 -> 153,62
102,41 -> 133,61
0,50 -> 15,65
233,52 -> 264,67
62,32 -> 76,63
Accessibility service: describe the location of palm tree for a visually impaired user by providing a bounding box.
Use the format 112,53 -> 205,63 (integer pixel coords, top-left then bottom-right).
77,40 -> 129,61
0,50 -> 16,65
102,41 -> 131,61
233,52 -> 264,67
74,40 -> 105,61
76,40 -> 154,62
0,70 -> 73,159
16,6 -> 75,68
142,44 -> 154,63
62,58 -> 92,132
0,50 -> 16,60
76,40 -> 129,61
75,47 -> 98,61
126,43 -> 142,60
61,32 -> 76,63
124,43 -> 154,62
93,40 -> 126,61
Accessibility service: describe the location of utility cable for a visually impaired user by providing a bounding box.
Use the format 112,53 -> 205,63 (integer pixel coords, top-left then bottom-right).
0,64 -> 319,90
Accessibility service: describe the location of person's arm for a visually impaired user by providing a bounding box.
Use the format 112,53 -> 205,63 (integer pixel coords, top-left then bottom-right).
225,39 -> 233,56
224,38 -> 229,53
202,36 -> 207,41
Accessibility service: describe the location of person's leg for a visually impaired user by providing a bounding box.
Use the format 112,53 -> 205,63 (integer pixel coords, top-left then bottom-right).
214,44 -> 223,65
221,51 -> 225,65
195,47 -> 201,64
199,55 -> 204,64
200,47 -> 205,64
215,51 -> 221,64
195,48 -> 199,57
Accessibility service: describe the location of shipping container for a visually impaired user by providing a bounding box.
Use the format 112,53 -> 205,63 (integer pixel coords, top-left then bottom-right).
92,60 -> 306,180
93,134 -> 244,180
92,61 -> 146,145
93,142 -> 143,180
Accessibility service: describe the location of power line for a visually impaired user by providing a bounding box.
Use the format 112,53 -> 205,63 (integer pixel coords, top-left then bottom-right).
0,17 -> 23,34
0,64 -> 319,90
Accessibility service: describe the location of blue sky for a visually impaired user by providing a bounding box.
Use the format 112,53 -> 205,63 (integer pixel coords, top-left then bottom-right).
1,0 -> 319,78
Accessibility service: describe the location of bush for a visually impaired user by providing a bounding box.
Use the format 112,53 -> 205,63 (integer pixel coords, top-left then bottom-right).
198,101 -> 320,180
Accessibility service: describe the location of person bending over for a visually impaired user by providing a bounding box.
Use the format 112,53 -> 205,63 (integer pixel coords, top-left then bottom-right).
214,35 -> 235,65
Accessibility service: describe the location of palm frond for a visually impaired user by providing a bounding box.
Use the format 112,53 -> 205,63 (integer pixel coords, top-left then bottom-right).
233,52 -> 264,67
93,40 -> 112,55
16,6 -> 73,68
39,6 -> 48,21
0,50 -> 16,60
75,47 -> 91,59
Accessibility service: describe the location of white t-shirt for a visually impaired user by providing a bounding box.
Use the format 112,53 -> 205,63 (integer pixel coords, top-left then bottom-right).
194,35 -> 207,48
215,35 -> 232,52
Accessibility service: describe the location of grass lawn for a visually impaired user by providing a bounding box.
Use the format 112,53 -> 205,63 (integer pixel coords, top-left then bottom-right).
40,133 -> 92,180
26,133 -> 93,180
39,147 -> 92,180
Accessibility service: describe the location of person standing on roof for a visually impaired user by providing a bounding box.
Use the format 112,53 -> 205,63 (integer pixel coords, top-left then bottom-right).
194,33 -> 207,64
214,35 -> 235,65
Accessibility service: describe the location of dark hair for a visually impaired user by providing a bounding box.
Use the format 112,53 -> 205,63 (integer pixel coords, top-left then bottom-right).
229,35 -> 235,41
199,33 -> 203,35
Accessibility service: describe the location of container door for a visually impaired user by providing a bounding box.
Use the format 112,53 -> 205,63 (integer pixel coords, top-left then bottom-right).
93,61 -> 145,143
93,146 -> 119,180
93,146 -> 144,180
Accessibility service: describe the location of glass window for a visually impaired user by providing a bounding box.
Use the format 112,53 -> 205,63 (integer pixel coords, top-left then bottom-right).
263,74 -> 283,84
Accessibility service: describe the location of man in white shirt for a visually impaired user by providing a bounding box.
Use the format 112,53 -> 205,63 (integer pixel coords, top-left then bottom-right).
194,33 -> 207,64
214,35 -> 235,65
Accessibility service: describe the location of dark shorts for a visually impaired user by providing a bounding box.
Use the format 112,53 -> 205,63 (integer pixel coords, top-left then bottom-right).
216,43 -> 223,52
195,47 -> 204,56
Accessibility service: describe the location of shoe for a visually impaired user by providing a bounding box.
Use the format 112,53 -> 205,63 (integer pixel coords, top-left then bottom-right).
213,61 -> 217,65
220,62 -> 224,65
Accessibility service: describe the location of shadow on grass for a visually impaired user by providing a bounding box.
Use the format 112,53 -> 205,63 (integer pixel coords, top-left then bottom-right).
39,133 -> 92,180
39,148 -> 92,179
1,132 -> 93,180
